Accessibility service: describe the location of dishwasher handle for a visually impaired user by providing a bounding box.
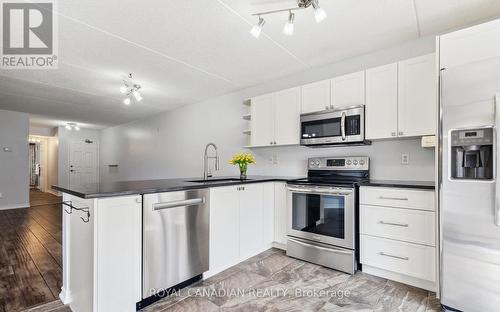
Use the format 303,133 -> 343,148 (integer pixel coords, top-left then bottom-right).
153,197 -> 205,211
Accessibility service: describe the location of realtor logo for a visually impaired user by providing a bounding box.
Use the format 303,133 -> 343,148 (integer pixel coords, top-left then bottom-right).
1,0 -> 58,68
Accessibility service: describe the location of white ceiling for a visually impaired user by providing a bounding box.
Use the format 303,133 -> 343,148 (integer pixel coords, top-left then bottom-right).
0,0 -> 499,129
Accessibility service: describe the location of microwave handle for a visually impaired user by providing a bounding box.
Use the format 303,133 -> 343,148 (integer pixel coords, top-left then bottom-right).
495,94 -> 500,226
341,112 -> 346,141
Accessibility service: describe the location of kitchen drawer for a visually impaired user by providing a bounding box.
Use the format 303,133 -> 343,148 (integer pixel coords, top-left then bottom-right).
360,187 -> 434,211
361,235 -> 436,282
360,205 -> 435,246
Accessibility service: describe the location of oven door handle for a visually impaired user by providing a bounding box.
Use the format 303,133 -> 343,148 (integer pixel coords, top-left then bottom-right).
288,237 -> 353,255
287,187 -> 353,196
341,112 -> 346,141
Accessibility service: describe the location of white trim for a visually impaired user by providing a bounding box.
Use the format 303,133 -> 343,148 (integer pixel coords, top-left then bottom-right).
362,264 -> 436,291
0,202 -> 30,210
59,287 -> 73,304
272,241 -> 286,250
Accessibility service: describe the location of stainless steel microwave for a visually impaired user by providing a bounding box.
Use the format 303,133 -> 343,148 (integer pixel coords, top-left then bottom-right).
300,105 -> 365,146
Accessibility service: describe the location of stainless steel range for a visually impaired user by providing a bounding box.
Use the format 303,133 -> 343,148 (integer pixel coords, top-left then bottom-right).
286,156 -> 369,274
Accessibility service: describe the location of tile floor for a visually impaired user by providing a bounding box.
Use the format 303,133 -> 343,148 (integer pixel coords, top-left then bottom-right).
142,248 -> 442,312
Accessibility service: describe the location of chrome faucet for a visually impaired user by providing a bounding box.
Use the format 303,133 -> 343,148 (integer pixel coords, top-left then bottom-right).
203,143 -> 220,180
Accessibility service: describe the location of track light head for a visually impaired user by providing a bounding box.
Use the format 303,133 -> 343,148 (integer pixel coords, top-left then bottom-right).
120,85 -> 127,94
312,0 -> 326,23
283,11 -> 295,36
65,124 -> 72,130
132,90 -> 142,102
123,97 -> 131,105
250,17 -> 265,38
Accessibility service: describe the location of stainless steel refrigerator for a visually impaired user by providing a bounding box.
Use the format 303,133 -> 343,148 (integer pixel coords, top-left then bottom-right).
440,55 -> 500,311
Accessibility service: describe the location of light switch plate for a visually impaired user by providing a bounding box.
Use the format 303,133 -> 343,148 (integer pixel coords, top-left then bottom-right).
401,153 -> 409,165
3,147 -> 12,152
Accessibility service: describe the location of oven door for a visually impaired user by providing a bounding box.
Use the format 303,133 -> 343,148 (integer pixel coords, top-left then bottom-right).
300,106 -> 364,145
287,185 -> 355,249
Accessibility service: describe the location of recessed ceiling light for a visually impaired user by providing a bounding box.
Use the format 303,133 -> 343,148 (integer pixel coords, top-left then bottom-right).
124,97 -> 131,105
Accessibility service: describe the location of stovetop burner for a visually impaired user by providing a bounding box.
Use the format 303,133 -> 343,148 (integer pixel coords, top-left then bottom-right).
287,156 -> 369,187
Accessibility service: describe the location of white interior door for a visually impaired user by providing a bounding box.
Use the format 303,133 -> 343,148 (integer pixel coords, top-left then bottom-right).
69,140 -> 98,189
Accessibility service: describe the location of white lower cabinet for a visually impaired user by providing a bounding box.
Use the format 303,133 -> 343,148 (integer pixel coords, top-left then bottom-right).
273,182 -> 288,247
209,185 -> 240,274
208,183 -> 277,277
360,186 -> 437,291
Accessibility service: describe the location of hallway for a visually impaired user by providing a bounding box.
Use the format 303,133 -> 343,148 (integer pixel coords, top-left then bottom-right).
0,190 -> 63,312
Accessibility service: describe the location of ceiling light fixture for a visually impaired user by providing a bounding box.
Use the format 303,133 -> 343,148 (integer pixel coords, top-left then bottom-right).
120,73 -> 143,105
250,0 -> 326,38
311,0 -> 327,23
250,16 -> 265,38
65,123 -> 80,131
283,11 -> 295,36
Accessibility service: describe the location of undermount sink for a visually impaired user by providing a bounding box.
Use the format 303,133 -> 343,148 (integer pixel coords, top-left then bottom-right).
186,178 -> 251,183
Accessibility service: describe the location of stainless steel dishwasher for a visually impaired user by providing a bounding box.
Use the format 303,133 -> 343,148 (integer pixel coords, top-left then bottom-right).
142,189 -> 209,299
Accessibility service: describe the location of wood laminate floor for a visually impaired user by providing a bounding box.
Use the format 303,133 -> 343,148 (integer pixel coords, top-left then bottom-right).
0,190 -> 63,312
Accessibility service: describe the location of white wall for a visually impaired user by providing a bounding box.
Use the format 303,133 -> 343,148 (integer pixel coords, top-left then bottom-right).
57,127 -> 100,187
47,136 -> 59,194
100,36 -> 436,183
0,109 -> 29,209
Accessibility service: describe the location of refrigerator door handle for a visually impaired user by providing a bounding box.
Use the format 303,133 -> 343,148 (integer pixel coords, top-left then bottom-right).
496,94 -> 500,226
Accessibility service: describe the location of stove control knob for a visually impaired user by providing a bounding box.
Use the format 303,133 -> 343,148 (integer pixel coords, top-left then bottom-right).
309,160 -> 316,167
315,160 -> 320,166
359,160 -> 365,165
353,160 -> 358,165
346,160 -> 352,165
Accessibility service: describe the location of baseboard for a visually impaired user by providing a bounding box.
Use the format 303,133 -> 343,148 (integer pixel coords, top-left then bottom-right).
0,202 -> 30,210
272,241 -> 286,250
362,264 -> 436,292
59,287 -> 72,304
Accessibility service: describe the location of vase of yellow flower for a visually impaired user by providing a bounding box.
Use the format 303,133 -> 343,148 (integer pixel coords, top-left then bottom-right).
229,152 -> 256,179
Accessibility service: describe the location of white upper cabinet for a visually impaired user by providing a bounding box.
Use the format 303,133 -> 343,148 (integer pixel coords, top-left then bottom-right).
250,93 -> 275,146
301,79 -> 330,114
331,71 -> 365,108
275,87 -> 301,145
398,54 -> 437,137
440,19 -> 500,69
365,63 -> 398,140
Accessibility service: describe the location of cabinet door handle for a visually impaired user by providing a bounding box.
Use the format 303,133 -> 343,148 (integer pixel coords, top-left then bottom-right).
379,252 -> 409,261
379,221 -> 409,227
391,132 -> 396,137
398,131 -> 404,136
378,196 -> 408,201
325,105 -> 329,110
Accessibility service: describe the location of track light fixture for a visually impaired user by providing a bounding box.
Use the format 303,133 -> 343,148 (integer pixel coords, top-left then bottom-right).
120,73 -> 143,105
250,0 -> 327,38
283,11 -> 295,36
250,16 -> 265,38
311,0 -> 327,23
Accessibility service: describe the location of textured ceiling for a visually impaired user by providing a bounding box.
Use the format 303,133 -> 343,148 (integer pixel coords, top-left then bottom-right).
0,0 -> 499,129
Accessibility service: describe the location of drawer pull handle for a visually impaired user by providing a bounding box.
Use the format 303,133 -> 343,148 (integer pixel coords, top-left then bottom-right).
379,221 -> 409,227
378,196 -> 408,201
379,252 -> 409,261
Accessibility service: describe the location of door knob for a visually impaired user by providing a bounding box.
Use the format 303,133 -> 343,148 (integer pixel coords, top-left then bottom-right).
70,170 -> 75,173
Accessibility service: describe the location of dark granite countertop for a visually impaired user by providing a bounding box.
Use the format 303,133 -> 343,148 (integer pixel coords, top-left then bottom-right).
52,175 -> 302,199
359,180 -> 435,190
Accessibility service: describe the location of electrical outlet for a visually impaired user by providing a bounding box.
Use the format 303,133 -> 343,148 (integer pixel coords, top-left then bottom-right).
401,153 -> 409,165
